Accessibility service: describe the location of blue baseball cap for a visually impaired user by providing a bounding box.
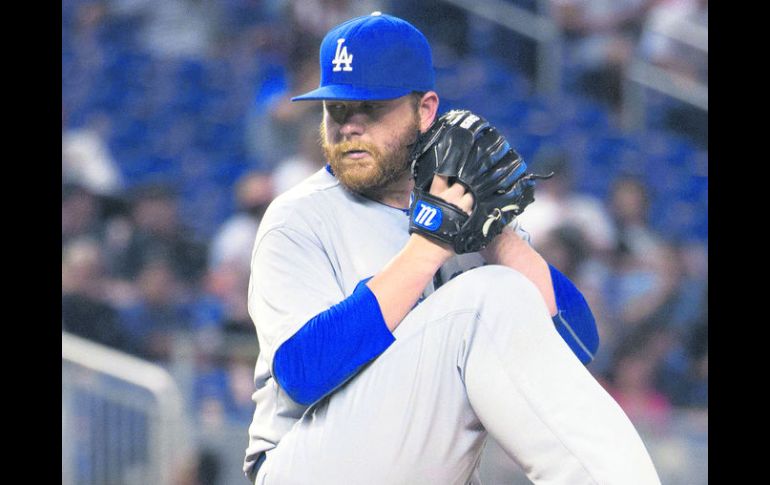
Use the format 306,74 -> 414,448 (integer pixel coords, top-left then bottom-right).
292,12 -> 435,102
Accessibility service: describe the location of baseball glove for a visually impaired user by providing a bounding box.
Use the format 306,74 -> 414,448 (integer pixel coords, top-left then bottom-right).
408,109 -> 551,254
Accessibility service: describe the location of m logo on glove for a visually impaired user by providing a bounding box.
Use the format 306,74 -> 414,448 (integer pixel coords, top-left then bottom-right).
412,201 -> 442,231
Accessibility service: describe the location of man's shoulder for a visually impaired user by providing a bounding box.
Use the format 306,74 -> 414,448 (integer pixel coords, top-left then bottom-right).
275,166 -> 339,200
258,167 -> 344,234
269,166 -> 342,211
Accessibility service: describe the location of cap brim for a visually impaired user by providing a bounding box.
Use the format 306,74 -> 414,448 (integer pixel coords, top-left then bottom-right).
291,84 -> 413,102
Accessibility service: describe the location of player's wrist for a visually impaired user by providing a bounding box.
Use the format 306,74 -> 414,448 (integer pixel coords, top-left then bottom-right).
408,233 -> 454,265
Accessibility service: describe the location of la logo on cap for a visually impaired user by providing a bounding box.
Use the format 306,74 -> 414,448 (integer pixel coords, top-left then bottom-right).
332,38 -> 353,72
290,12 -> 434,101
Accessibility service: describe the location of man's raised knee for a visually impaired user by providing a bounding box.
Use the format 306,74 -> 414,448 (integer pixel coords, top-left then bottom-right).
445,264 -> 543,308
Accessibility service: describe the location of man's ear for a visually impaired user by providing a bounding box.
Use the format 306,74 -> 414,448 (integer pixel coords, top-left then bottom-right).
418,91 -> 440,132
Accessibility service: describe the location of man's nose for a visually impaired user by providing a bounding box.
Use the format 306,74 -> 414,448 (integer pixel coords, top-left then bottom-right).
338,111 -> 366,138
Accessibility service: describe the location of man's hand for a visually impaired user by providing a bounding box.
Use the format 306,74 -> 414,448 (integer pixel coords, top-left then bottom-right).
408,110 -> 549,254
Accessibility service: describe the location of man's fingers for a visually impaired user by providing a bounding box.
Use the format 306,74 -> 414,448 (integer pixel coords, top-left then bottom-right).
444,181 -> 464,197
445,183 -> 473,214
432,179 -> 474,215
458,192 -> 474,214
430,175 -> 449,195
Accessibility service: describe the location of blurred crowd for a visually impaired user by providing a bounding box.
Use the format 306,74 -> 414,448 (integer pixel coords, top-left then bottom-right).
62,0 -> 707,482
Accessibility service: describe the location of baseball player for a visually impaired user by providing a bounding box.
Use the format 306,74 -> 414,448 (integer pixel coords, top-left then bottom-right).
243,12 -> 661,485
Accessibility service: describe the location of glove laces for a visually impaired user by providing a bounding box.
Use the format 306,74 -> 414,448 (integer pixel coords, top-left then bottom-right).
480,171 -> 554,237
482,205 -> 520,237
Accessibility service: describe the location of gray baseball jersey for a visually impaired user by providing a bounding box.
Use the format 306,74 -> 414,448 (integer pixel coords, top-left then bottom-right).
244,167 -> 660,484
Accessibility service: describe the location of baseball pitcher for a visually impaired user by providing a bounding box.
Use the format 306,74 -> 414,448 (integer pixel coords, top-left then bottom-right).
243,12 -> 661,485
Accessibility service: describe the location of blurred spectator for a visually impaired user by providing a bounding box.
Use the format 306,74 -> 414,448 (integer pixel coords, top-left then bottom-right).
608,174 -> 663,264
192,334 -> 254,424
192,261 -> 253,337
245,42 -> 322,168
683,314 -> 707,408
601,231 -> 706,407
637,0 -> 707,81
609,239 -> 682,330
63,180 -> 131,252
118,258 -> 193,362
62,109 -> 125,198
603,326 -> 673,432
286,0 -> 381,41
62,237 -> 135,353
272,118 -> 326,195
172,447 -> 222,485
666,240 -> 707,333
193,351 -> 256,428
536,225 -> 591,282
196,448 -> 222,485
196,171 -> 273,344
653,281 -> 707,408
62,183 -> 104,246
594,176 -> 684,371
65,0 -> 110,56
112,182 -> 208,286
550,0 -> 658,111
517,145 -> 618,256
108,0 -> 220,60
208,171 -> 274,270
226,353 -> 259,422
194,360 -> 231,429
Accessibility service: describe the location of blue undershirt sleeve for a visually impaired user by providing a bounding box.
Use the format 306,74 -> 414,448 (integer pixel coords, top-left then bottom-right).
272,277 -> 395,406
549,264 -> 600,365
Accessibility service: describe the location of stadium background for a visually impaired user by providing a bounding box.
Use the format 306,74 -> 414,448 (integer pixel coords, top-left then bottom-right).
61,0 -> 708,483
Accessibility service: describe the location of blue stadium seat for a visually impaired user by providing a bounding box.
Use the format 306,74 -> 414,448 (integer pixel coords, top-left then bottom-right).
493,99 -> 532,128
176,58 -> 207,86
560,96 -> 610,132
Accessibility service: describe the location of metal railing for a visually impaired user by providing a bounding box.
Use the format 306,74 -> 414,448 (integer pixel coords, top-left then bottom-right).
441,0 -> 707,134
622,13 -> 708,131
441,0 -> 562,95
62,331 -> 190,485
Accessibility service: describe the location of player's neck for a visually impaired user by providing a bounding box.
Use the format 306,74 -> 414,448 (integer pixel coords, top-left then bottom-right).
371,170 -> 415,209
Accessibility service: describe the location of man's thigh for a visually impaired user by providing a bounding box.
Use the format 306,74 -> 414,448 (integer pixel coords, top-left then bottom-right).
261,269 -> 509,484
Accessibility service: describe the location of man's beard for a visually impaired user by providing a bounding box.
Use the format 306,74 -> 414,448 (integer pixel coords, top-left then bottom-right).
321,114 -> 420,198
